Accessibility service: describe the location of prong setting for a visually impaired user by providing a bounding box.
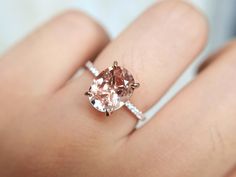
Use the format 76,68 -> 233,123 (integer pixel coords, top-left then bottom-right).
105,110 -> 111,116
85,91 -> 92,96
85,60 -> 146,120
113,61 -> 118,68
131,83 -> 140,89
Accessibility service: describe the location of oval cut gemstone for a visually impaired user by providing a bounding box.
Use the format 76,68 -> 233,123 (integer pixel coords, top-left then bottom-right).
88,65 -> 135,113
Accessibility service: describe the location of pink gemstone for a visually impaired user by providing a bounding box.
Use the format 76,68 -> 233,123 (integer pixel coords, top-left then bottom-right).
88,65 -> 135,113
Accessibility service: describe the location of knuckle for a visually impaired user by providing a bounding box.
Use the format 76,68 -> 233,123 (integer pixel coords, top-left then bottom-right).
151,0 -> 208,39
59,10 -> 96,29
55,10 -> 108,42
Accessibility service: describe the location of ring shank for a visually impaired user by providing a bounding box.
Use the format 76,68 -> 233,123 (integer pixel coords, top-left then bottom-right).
85,61 -> 146,121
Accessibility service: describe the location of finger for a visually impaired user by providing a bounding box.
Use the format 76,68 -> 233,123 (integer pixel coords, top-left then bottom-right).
127,41 -> 236,177
198,41 -> 235,73
226,167 -> 236,177
63,0 -> 207,137
0,10 -> 109,95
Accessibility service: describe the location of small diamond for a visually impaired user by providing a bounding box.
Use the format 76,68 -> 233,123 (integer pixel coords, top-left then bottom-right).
88,64 -> 135,113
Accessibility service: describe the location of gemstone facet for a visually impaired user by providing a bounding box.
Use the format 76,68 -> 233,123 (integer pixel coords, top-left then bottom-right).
87,63 -> 135,113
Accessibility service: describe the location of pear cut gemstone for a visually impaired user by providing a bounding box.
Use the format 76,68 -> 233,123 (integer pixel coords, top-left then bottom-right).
88,65 -> 135,113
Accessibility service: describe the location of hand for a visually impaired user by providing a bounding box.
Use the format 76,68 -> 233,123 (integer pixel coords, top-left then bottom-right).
0,1 -> 235,177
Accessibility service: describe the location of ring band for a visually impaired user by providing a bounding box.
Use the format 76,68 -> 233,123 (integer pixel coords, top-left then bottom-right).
85,61 -> 146,121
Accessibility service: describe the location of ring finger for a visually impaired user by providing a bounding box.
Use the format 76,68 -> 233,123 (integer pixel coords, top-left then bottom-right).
62,0 -> 208,138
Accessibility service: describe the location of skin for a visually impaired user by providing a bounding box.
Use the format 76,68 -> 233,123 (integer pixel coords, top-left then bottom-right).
0,0 -> 235,176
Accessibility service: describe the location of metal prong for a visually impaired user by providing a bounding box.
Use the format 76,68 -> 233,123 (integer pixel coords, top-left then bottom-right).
131,83 -> 140,89
85,91 -> 92,96
113,61 -> 118,68
105,110 -> 111,116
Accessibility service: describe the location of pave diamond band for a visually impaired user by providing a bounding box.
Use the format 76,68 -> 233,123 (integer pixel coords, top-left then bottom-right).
85,61 -> 99,77
85,61 -> 146,121
124,101 -> 146,120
